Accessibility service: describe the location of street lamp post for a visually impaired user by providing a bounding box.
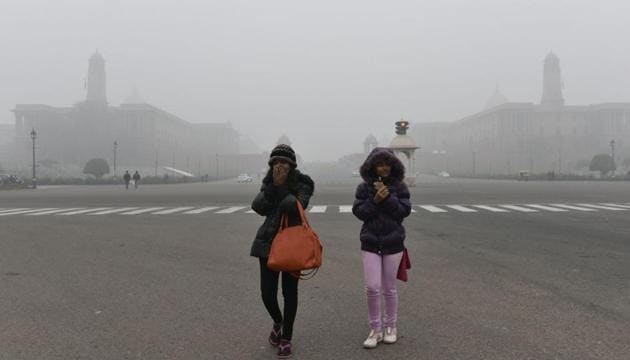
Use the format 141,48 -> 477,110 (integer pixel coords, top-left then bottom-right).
113,140 -> 118,179
30,128 -> 37,189
610,139 -> 616,175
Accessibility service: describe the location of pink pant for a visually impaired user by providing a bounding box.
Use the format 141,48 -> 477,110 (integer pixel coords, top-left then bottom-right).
362,250 -> 404,331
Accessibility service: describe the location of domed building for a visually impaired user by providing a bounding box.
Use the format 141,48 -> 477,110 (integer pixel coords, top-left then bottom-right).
363,134 -> 378,154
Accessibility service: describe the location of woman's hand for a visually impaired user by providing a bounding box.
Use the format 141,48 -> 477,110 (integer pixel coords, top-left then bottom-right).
272,164 -> 289,185
373,186 -> 389,203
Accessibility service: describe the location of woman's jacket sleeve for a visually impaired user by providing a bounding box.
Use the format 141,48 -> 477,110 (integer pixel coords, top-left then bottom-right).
251,184 -> 289,216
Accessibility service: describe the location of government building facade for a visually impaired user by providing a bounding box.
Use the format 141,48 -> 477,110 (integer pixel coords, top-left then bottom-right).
8,52 -> 240,178
412,53 -> 630,176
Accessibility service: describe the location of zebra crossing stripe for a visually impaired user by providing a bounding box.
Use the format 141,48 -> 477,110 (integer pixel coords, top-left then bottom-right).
576,204 -> 627,211
26,208 -> 84,216
446,205 -> 477,213
0,208 -> 29,214
121,207 -> 166,215
472,205 -> 509,212
0,208 -> 57,216
418,205 -> 448,213
89,207 -> 140,215
525,204 -> 568,212
550,204 -> 597,211
309,206 -> 327,213
600,203 -> 630,209
152,207 -> 195,215
58,207 -> 112,215
215,206 -> 247,214
499,205 -> 538,212
339,206 -> 353,213
183,207 -> 220,214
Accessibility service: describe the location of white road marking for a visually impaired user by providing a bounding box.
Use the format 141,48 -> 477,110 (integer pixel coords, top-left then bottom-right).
339,206 -> 353,213
26,208 -> 83,216
472,205 -> 509,212
418,205 -> 448,213
576,203 -> 627,211
525,204 -> 568,212
89,207 -> 140,215
600,203 -> 630,209
446,205 -> 478,213
549,204 -> 597,211
0,208 -> 57,216
309,206 -> 327,213
499,205 -> 539,212
57,207 -> 112,215
183,207 -> 220,214
152,207 -> 196,214
0,208 -> 29,214
215,206 -> 247,214
121,207 -> 166,215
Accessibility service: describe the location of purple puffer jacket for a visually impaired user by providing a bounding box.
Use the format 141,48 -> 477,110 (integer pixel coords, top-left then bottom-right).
352,147 -> 412,255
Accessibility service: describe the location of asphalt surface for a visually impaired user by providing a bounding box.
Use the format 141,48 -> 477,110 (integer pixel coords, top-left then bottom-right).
1,177 -> 629,359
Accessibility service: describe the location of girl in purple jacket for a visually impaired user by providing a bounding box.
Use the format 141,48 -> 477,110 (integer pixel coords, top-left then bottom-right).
352,147 -> 412,348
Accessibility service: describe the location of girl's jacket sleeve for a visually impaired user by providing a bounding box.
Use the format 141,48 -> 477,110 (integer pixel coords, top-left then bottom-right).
352,183 -> 379,221
352,182 -> 411,221
381,182 -> 411,221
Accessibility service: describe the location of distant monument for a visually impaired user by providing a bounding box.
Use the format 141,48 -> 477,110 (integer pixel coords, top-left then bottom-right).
86,51 -> 107,106
541,51 -> 564,107
389,119 -> 419,187
364,134 -> 378,154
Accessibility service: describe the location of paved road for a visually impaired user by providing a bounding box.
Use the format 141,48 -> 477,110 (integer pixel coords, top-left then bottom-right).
1,179 -> 629,359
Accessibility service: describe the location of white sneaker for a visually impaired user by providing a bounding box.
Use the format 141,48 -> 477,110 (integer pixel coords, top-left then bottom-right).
383,327 -> 397,344
363,330 -> 383,349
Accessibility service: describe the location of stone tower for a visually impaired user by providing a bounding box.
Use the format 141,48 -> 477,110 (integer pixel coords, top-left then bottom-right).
86,51 -> 107,105
541,52 -> 564,107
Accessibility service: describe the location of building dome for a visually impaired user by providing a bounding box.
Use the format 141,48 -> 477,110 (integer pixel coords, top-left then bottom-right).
545,51 -> 559,62
90,51 -> 105,62
484,86 -> 508,109
277,134 -> 291,146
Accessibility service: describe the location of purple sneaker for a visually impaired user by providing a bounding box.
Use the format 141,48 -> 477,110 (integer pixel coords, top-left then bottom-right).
277,339 -> 292,359
269,323 -> 282,347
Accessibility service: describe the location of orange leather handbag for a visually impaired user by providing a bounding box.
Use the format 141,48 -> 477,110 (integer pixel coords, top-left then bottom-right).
267,202 -> 323,279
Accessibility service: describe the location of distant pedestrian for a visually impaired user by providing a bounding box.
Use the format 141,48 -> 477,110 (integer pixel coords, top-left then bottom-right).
352,147 -> 411,349
123,170 -> 131,190
132,170 -> 141,189
250,144 -> 314,359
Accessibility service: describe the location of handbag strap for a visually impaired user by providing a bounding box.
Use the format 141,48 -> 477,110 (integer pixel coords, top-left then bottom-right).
278,200 -> 311,231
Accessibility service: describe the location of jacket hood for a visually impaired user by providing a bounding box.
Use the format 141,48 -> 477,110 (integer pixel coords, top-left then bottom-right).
359,147 -> 405,184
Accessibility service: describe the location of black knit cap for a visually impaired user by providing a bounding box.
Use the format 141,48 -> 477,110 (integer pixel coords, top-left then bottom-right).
268,144 -> 297,167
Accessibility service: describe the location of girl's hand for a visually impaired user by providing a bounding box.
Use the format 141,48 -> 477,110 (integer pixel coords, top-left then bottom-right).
373,186 -> 389,203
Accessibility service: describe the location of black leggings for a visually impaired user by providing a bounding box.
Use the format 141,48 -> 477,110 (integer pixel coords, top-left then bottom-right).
259,258 -> 299,340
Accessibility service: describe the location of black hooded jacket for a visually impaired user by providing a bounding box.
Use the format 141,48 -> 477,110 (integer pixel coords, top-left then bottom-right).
250,169 -> 315,258
352,147 -> 412,255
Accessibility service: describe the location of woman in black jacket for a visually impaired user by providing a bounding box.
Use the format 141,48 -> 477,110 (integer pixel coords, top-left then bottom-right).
251,144 -> 314,359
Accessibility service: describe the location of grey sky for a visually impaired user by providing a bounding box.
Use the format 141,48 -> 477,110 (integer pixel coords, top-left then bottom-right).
2,0 -> 629,161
